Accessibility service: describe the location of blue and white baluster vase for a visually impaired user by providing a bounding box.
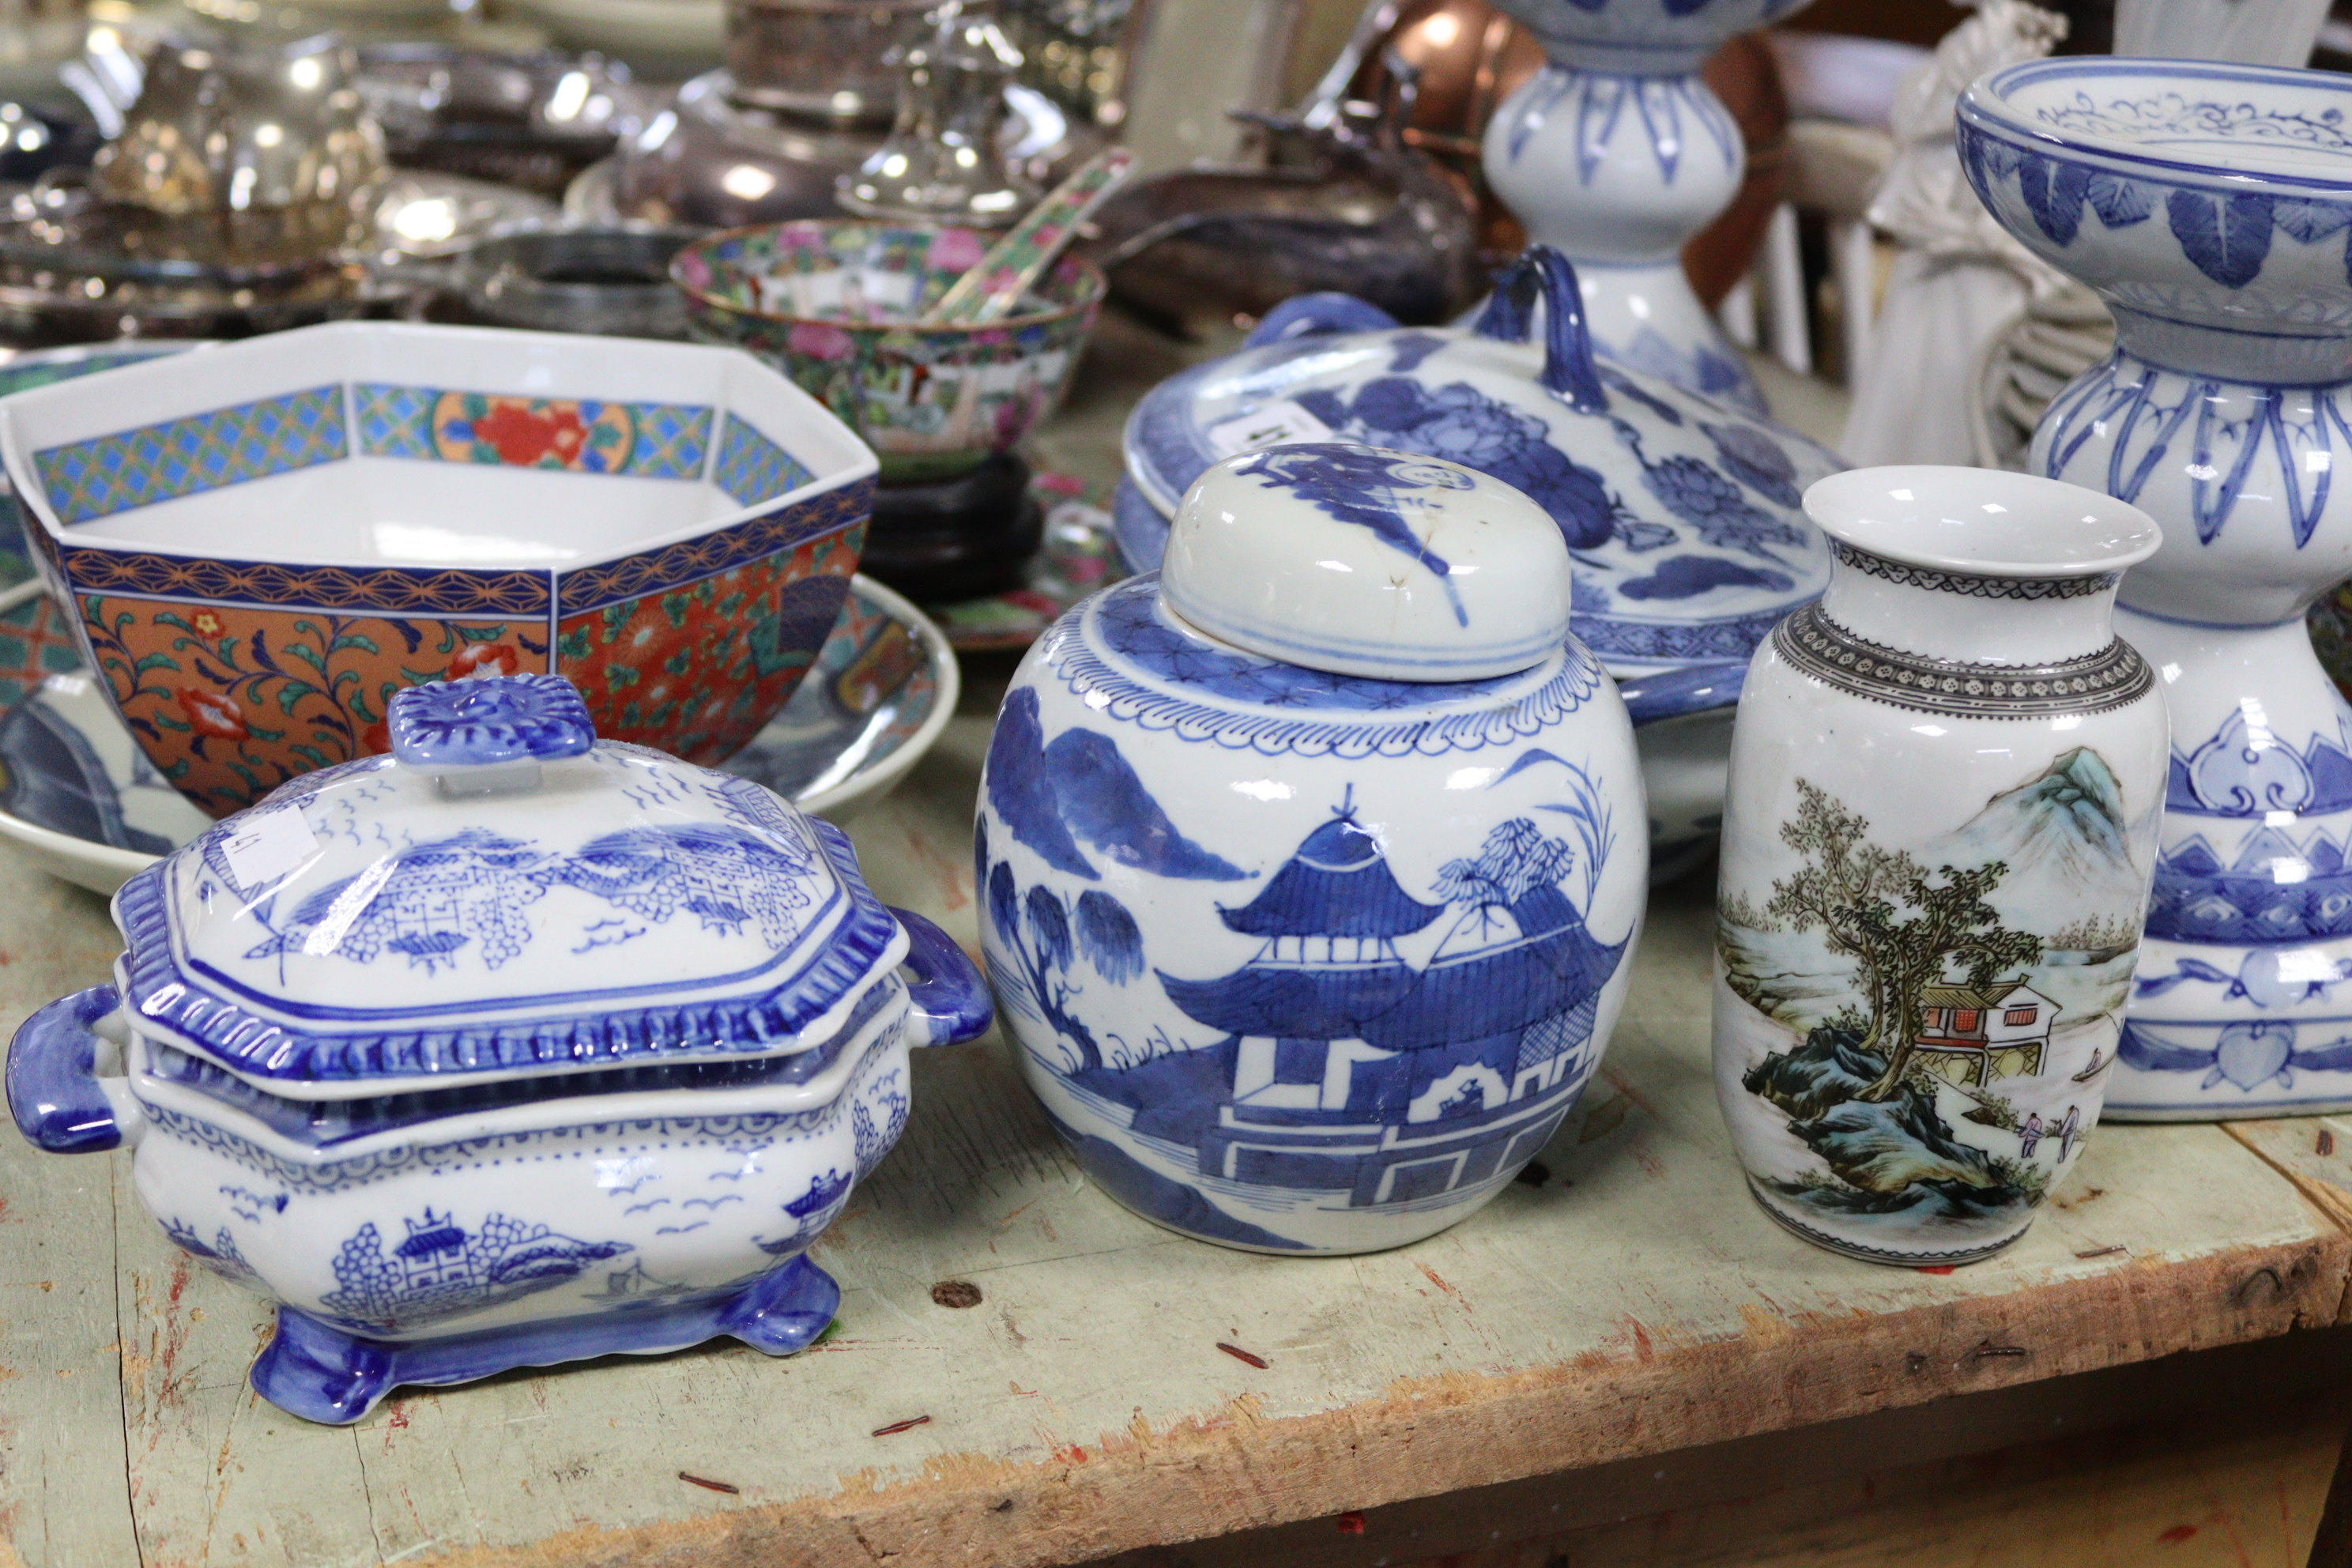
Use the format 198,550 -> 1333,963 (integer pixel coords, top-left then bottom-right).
1714,466 -> 2168,1266
1961,57 -> 2352,1118
1479,0 -> 1819,414
978,442 -> 1648,1253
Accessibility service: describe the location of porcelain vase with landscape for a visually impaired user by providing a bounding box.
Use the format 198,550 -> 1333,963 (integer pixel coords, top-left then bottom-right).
1479,0 -> 1819,413
978,442 -> 1648,1254
1713,467 -> 2166,1267
1959,57 -> 2352,1118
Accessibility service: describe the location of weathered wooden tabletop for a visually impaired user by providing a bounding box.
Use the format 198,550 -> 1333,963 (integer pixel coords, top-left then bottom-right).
3,333 -> 2351,1568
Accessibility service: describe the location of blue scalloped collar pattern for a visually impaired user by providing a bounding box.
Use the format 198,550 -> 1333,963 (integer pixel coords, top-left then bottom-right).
115,817 -> 906,1086
1045,578 -> 1608,756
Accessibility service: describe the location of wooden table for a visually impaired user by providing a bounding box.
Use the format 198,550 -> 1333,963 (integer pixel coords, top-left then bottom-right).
4,333 -> 2351,1568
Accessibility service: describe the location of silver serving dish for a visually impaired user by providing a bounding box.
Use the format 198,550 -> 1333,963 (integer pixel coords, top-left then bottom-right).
356,42 -> 649,197
91,28 -> 385,268
0,168 -> 556,343
453,223 -> 693,336
573,66 -> 1075,228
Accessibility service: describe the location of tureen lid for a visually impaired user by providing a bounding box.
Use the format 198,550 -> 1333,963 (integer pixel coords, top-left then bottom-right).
1122,247 -> 1843,672
111,674 -> 906,1099
1161,443 -> 1573,680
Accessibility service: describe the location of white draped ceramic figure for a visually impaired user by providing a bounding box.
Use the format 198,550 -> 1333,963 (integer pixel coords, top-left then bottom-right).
1838,0 -> 2071,469
2110,0 -> 2330,67
1713,466 -> 2167,1266
1478,0 -> 1821,415
1960,58 -> 2352,1119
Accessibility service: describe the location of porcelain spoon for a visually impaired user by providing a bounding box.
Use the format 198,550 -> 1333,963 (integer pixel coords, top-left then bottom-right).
924,146 -> 1136,325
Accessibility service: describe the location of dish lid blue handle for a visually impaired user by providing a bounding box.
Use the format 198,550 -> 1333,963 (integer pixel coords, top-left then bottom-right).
390,673 -> 597,769
1473,244 -> 1608,416
1242,292 -> 1401,349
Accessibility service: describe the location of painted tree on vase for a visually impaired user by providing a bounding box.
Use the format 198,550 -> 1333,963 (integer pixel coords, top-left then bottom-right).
1762,781 -> 2041,1102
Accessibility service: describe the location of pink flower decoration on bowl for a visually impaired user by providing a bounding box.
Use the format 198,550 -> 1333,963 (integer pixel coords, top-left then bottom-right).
927,228 -> 986,274
789,322 -> 857,361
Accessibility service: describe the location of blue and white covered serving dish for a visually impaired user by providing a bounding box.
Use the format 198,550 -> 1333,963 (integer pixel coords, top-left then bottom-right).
1114,247 -> 1844,876
981,443 -> 1648,1254
5,673 -> 991,1424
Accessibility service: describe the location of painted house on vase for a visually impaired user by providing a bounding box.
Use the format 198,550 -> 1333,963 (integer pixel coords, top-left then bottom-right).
1913,979 -> 2059,1087
1157,812 -> 1624,1208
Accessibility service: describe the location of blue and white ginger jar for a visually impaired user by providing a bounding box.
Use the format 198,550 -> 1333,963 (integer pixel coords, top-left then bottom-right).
1115,246 -> 1844,877
5,673 -> 993,1424
979,442 -> 1649,1254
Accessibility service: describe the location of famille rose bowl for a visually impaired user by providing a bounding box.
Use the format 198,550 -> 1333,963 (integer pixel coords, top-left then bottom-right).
5,673 -> 992,1424
0,321 -> 879,819
671,220 -> 1106,484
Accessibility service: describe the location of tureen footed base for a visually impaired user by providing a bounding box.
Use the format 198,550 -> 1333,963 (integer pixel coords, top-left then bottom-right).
251,1254 -> 842,1426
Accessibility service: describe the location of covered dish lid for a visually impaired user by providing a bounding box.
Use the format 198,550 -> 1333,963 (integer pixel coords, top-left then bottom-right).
111,674 -> 905,1099
1162,443 -> 1573,681
1124,246 -> 1845,671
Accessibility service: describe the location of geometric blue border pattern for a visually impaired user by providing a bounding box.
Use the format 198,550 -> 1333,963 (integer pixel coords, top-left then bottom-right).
554,474 -> 873,616
714,413 -> 818,507
55,546 -> 555,616
51,477 -> 873,620
35,385 -> 347,525
115,813 -> 903,1084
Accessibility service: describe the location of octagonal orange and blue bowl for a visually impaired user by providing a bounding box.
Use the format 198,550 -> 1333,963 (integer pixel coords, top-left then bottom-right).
0,321 -> 879,817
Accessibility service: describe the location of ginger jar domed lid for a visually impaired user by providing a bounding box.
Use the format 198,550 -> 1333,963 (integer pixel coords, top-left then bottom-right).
1122,246 -> 1844,673
1162,442 -> 1574,681
112,673 -> 904,1099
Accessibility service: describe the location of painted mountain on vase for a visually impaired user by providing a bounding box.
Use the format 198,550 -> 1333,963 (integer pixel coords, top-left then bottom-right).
1720,748 -> 2147,1035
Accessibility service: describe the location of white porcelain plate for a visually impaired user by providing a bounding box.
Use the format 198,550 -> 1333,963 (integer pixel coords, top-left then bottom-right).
0,574 -> 956,895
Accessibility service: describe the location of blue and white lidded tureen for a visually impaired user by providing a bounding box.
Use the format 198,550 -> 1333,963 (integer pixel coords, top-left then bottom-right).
6,674 -> 992,1425
980,443 -> 1649,1255
1114,246 -> 1845,875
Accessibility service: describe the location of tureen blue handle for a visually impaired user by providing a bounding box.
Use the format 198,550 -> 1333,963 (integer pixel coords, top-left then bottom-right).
891,908 -> 995,1047
7,984 -> 139,1153
1616,660 -> 1749,726
1473,245 -> 1608,416
1243,292 -> 1400,349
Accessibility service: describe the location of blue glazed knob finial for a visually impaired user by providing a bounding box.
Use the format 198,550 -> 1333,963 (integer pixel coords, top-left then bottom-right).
389,673 -> 596,771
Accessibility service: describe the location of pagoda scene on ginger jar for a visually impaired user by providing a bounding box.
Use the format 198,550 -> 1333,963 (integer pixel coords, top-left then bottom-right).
978,440 -> 1648,1254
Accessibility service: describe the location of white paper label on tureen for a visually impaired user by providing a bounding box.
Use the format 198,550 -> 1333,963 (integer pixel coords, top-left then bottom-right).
218,805 -> 320,889
1204,400 -> 1335,461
